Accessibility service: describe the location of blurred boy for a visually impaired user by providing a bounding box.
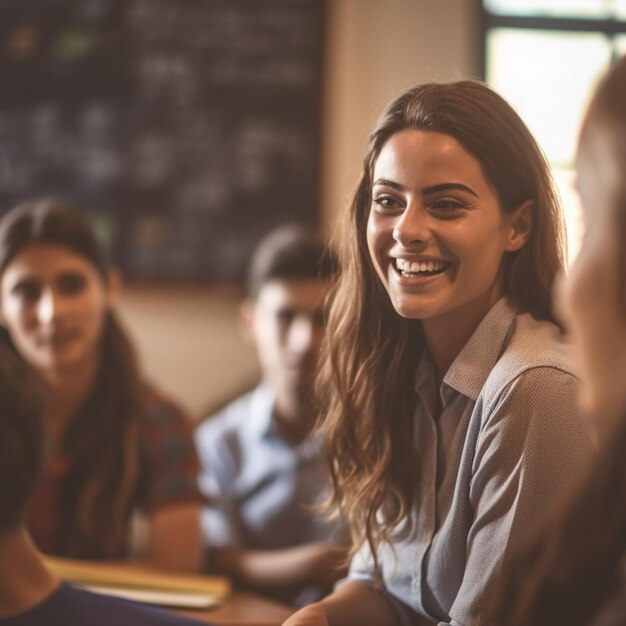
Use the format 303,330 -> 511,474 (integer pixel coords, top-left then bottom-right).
195,225 -> 346,605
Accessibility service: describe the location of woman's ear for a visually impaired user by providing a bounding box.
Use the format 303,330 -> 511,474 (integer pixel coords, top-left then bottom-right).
505,199 -> 534,252
105,268 -> 123,307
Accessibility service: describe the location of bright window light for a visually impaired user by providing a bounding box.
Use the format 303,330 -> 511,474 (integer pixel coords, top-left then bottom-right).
486,28 -> 611,168
484,2 -> 626,261
484,0 -> 613,18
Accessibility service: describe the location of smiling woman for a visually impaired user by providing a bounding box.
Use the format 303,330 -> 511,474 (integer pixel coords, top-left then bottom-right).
0,201 -> 204,572
283,81 -> 598,626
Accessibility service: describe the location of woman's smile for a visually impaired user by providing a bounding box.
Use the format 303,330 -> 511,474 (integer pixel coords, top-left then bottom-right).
391,257 -> 454,286
35,326 -> 81,349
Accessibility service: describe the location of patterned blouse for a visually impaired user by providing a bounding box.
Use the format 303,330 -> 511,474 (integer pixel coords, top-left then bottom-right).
27,383 -> 203,559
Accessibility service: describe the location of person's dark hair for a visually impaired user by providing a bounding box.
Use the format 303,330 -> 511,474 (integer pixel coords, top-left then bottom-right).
246,224 -> 337,299
0,201 -> 109,279
318,80 -> 566,572
0,345 -> 44,533
0,199 -> 142,558
489,56 -> 626,626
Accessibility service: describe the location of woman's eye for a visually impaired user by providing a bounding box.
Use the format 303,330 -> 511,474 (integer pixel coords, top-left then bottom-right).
431,198 -> 464,213
57,272 -> 87,295
11,281 -> 41,302
372,195 -> 401,211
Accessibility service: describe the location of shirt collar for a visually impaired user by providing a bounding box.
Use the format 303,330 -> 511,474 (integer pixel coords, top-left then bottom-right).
443,297 -> 517,401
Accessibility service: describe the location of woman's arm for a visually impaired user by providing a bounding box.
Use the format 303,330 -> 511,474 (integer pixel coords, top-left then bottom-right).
147,503 -> 203,572
283,581 -> 402,626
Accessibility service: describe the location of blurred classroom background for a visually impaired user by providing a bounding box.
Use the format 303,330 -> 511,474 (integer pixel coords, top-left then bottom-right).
1,0 -> 624,417
120,0 -> 480,418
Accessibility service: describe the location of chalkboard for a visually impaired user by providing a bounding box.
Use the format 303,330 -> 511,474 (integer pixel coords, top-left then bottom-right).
0,0 -> 325,281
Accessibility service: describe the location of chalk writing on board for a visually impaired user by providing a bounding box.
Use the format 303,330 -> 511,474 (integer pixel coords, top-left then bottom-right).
0,0 -> 324,280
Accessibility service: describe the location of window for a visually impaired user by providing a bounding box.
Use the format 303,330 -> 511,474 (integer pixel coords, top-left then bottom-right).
482,0 -> 626,260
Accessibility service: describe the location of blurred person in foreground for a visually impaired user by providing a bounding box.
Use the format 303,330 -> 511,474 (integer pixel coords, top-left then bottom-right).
195,225 -> 347,605
489,54 -> 626,626
0,200 -> 204,571
0,344 -> 211,626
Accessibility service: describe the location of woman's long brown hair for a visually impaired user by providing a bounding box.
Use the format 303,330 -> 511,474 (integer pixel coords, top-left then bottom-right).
318,81 -> 565,573
0,200 -> 141,558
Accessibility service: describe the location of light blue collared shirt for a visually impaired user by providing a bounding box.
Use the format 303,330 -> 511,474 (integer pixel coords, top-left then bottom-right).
195,385 -> 343,550
345,298 -> 597,626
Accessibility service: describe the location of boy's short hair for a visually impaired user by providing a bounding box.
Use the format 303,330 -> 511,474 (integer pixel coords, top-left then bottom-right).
246,224 -> 337,299
0,345 -> 44,532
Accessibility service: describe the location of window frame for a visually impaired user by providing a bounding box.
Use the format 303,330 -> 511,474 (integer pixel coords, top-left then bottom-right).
479,2 -> 626,80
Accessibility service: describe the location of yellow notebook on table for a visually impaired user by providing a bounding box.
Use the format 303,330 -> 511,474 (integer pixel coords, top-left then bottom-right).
44,555 -> 231,609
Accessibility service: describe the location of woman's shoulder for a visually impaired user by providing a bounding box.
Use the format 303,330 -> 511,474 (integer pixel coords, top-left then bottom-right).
496,313 -> 576,378
134,382 -> 201,499
480,313 -> 578,411
137,381 -> 194,431
474,315 -> 595,461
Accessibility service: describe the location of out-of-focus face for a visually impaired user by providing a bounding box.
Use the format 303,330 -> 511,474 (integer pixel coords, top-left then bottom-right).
247,278 -> 327,415
0,243 -> 113,376
366,128 -> 531,331
558,124 -> 626,423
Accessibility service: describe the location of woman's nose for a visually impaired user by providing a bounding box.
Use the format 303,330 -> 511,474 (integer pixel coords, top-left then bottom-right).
36,289 -> 59,325
392,203 -> 431,247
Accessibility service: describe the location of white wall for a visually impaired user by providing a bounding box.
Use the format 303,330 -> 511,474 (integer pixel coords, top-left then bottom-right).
117,0 -> 481,418
116,285 -> 259,419
321,0 -> 481,231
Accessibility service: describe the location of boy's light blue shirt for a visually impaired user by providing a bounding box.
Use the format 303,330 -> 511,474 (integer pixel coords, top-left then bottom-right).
196,385 -> 343,550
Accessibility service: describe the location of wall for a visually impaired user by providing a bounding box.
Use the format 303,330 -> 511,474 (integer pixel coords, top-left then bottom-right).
117,0 -> 481,418
117,284 -> 258,419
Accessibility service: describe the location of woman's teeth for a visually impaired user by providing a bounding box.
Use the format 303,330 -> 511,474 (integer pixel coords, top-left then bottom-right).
395,259 -> 449,276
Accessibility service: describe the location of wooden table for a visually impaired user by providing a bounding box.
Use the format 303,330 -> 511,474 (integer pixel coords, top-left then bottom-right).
176,589 -> 293,626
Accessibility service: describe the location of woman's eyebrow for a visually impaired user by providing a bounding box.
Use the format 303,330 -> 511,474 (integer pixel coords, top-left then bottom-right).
372,178 -> 404,190
422,182 -> 479,197
373,179 -> 480,198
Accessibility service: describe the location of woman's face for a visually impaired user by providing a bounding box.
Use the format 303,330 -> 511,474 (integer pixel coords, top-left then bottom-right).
559,125 -> 626,422
0,243 -> 114,375
367,128 -> 530,329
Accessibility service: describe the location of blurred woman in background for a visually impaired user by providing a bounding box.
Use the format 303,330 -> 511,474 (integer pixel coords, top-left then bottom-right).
491,55 -> 626,626
0,200 -> 203,571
